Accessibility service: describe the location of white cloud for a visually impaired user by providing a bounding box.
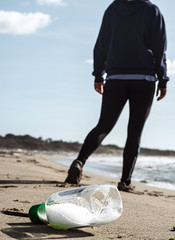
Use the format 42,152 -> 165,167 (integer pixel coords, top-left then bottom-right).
85,59 -> 93,65
0,11 -> 51,35
36,0 -> 67,6
167,59 -> 175,76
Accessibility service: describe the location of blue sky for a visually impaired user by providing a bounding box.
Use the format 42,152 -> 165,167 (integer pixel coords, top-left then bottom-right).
0,0 -> 175,150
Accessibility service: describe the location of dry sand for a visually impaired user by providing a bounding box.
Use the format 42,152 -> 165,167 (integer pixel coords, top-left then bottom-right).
0,151 -> 175,240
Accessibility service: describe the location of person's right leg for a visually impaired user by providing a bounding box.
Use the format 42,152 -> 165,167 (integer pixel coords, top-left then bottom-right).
120,80 -> 155,188
65,80 -> 128,184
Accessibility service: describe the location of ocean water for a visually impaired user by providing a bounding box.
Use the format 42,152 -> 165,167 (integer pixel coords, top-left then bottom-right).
55,154 -> 175,191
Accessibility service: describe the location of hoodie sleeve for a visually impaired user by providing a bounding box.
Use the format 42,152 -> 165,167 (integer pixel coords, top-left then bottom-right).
92,13 -> 107,82
146,5 -> 169,88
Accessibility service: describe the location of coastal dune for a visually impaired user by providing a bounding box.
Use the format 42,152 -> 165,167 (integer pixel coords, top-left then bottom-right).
0,151 -> 175,240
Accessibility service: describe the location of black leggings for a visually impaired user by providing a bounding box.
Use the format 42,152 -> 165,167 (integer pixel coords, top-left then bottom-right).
78,80 -> 155,183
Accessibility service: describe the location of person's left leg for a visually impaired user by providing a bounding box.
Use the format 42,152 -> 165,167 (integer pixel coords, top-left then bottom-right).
120,80 -> 155,188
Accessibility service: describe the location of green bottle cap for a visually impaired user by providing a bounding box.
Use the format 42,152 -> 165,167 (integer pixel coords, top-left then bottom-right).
29,203 -> 45,224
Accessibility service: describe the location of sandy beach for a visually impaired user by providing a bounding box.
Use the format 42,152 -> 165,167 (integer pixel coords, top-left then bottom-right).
0,151 -> 175,240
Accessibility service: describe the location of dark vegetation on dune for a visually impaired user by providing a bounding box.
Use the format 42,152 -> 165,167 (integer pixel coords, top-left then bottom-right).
0,134 -> 175,157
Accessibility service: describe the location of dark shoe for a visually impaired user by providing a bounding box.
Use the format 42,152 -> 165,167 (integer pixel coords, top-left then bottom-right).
117,181 -> 135,192
64,159 -> 83,184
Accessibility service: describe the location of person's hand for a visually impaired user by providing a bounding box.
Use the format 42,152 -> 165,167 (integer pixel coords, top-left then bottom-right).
94,82 -> 105,95
156,87 -> 167,101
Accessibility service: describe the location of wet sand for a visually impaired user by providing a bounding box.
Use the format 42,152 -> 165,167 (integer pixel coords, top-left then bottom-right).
0,151 -> 175,240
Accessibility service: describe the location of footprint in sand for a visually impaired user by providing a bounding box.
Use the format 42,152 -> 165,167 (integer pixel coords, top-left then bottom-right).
146,191 -> 164,197
83,175 -> 91,180
1,208 -> 28,217
27,159 -> 39,164
0,185 -> 18,188
13,199 -> 31,203
165,195 -> 175,200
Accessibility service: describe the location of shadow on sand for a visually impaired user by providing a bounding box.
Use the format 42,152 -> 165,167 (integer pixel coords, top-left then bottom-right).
1,211 -> 94,239
1,223 -> 94,239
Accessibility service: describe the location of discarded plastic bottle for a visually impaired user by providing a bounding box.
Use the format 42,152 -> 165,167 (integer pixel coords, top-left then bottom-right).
29,184 -> 123,230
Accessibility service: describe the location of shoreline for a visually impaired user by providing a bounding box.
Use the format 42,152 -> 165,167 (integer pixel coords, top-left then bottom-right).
0,151 -> 175,240
53,153 -> 175,191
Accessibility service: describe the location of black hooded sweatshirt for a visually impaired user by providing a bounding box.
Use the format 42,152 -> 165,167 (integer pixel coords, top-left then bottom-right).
93,0 -> 169,88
